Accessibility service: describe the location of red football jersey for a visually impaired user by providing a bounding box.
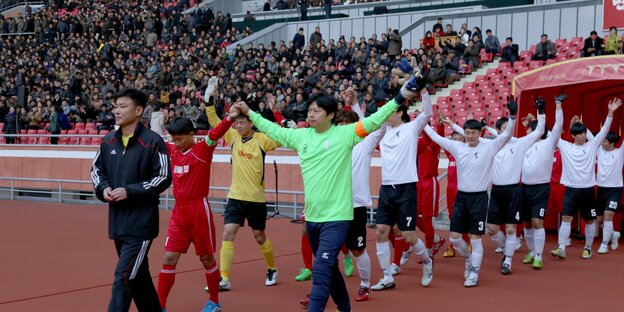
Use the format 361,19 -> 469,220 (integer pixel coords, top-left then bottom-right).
550,149 -> 562,184
167,141 -> 215,201
417,124 -> 444,179
444,150 -> 457,185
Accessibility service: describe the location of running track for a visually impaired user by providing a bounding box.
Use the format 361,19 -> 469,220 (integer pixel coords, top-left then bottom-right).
0,200 -> 622,311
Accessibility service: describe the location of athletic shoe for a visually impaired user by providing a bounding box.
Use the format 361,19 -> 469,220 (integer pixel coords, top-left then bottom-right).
201,300 -> 221,312
501,262 -> 512,275
390,263 -> 401,275
371,276 -> 395,291
550,247 -> 566,260
597,244 -> 609,254
421,264 -> 433,287
464,276 -> 478,287
515,235 -> 523,251
432,237 -> 446,255
355,286 -> 370,302
612,231 -> 621,250
219,277 -> 231,291
494,246 -> 504,254
532,259 -> 543,270
522,252 -> 535,264
299,294 -> 310,308
581,248 -> 592,259
400,248 -> 413,266
265,269 -> 278,286
443,247 -> 455,258
343,256 -> 354,277
295,268 -> 312,281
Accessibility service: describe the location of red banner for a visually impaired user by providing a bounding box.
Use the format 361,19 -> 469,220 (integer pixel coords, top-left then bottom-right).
604,1 -> 624,30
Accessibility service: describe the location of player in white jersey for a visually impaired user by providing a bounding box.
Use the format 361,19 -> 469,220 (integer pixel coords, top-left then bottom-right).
592,101 -> 623,254
423,97 -> 517,287
372,89 -> 433,291
520,95 -> 564,270
484,98 -> 546,275
551,97 -> 622,260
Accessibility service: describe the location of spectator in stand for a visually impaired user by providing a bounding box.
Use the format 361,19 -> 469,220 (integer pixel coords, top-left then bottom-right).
463,34 -> 483,68
49,106 -> 62,145
459,27 -> 470,44
582,30 -> 605,57
433,17 -> 444,33
605,26 -> 623,55
484,29 -> 501,54
445,50 -> 460,82
244,11 -> 256,22
264,0 -> 272,11
422,31 -> 435,51
324,0 -> 332,18
445,24 -> 458,37
462,23 -> 472,38
96,105 -> 115,131
150,104 -> 165,136
387,28 -> 402,59
310,27 -> 323,48
427,58 -> 448,86
3,106 -> 18,144
294,27 -> 306,50
471,27 -> 483,45
532,34 -> 557,61
500,37 -> 519,66
299,0 -> 309,21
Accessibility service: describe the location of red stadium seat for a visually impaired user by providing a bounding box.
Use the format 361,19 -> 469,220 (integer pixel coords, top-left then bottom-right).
85,123 -> 96,131
99,130 -> 110,136
67,130 -> 79,145
74,123 -> 85,130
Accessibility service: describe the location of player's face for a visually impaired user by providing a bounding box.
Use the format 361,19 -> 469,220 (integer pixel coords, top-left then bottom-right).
572,132 -> 587,145
171,133 -> 195,152
307,102 -> 333,129
602,139 -> 615,151
451,133 -> 465,142
234,117 -> 253,137
113,97 -> 143,127
464,129 -> 481,147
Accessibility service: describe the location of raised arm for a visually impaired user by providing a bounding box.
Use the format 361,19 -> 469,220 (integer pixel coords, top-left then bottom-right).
591,97 -> 622,149
206,115 -> 234,146
238,101 -> 302,150
411,90 -> 433,134
360,124 -> 387,155
424,124 -> 459,156
520,97 -> 547,145
491,96 -> 518,151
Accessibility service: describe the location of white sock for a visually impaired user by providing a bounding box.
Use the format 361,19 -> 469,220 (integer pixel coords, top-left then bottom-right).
491,230 -> 506,248
524,228 -> 535,252
412,239 -> 432,266
585,223 -> 596,249
602,221 -> 614,245
534,228 -> 546,260
434,234 -> 441,243
450,237 -> 469,257
558,221 -> 571,250
376,241 -> 392,277
469,238 -> 483,279
355,251 -> 371,288
504,235 -> 516,266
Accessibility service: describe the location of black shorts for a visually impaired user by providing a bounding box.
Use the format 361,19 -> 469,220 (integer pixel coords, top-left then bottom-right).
449,191 -> 488,235
487,184 -> 522,225
223,198 -> 267,230
375,182 -> 417,231
521,183 -> 551,221
562,187 -> 596,220
597,186 -> 622,215
345,206 -> 368,251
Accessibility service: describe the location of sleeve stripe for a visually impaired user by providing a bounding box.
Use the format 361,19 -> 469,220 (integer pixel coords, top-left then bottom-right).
143,153 -> 169,190
91,149 -> 101,187
355,121 -> 369,138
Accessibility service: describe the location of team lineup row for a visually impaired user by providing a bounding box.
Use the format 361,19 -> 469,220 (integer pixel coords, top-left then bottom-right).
91,66 -> 622,312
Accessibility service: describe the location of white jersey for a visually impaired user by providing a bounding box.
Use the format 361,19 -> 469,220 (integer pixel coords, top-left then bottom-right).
522,109 -> 563,185
380,93 -> 432,185
424,118 -> 515,192
597,146 -> 624,188
492,114 -> 545,185
558,116 -> 613,188
352,126 -> 386,207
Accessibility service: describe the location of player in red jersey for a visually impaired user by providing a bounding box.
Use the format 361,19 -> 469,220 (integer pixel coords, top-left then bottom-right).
156,109 -> 237,312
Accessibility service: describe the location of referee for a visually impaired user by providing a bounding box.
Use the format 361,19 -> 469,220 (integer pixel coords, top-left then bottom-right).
92,88 -> 172,312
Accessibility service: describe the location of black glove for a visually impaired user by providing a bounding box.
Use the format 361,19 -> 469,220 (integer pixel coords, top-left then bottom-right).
506,95 -> 518,116
480,118 -> 488,128
534,96 -> 546,114
554,93 -> 568,103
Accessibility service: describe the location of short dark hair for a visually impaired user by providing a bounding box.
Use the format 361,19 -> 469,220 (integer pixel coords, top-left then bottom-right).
506,37 -> 513,42
606,131 -> 620,145
495,117 -> 508,131
167,117 -> 195,135
299,27 -> 304,32
541,34 -> 548,38
570,122 -> 587,136
610,26 -> 617,32
398,105 -> 411,123
463,119 -> 482,131
437,17 -> 443,20
590,30 -> 598,36
114,88 -> 147,108
333,110 -> 359,125
308,92 -> 337,117
528,120 -> 549,140
486,29 -> 492,33
451,131 -> 462,137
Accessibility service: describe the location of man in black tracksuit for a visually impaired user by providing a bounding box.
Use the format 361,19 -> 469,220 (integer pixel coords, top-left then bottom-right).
92,89 -> 172,312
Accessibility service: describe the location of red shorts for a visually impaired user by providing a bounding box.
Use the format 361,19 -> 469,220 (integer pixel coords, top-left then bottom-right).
548,183 -> 565,213
417,177 -> 440,218
165,197 -> 217,256
447,183 -> 458,217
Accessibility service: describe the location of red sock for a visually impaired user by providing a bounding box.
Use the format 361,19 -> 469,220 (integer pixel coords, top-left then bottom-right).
157,264 -> 176,309
341,244 -> 349,255
302,234 -> 313,270
393,235 -> 406,265
463,234 -> 470,245
205,263 -> 220,304
422,217 -> 435,249
517,223 -> 524,235
388,230 -> 396,247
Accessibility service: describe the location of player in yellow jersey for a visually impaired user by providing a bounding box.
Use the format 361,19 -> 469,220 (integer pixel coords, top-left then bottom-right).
203,77 -> 281,291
